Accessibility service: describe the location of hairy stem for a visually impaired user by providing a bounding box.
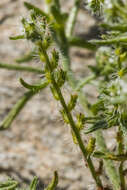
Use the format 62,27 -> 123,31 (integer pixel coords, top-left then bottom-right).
41,46 -> 103,189
51,9 -> 121,190
52,14 -> 121,190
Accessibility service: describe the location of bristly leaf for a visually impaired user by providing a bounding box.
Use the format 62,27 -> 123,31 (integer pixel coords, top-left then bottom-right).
50,5 -> 64,25
93,151 -> 127,161
84,119 -> 108,134
24,2 -> 49,19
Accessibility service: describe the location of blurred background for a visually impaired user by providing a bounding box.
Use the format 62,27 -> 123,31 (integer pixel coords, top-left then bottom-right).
0,0 -> 103,189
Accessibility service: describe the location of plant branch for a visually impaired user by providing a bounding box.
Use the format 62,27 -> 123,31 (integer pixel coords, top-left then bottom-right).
41,45 -> 103,189
51,7 -> 121,189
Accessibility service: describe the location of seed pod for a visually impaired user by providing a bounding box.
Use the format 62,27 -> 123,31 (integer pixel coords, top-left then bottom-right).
68,94 -> 78,111
60,109 -> 69,124
55,69 -> 66,87
86,137 -> 96,156
76,113 -> 85,130
71,130 -> 78,145
50,49 -> 59,70
50,86 -> 59,100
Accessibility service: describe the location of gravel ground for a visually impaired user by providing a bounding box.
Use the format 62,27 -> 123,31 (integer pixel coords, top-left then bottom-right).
0,1 -> 105,190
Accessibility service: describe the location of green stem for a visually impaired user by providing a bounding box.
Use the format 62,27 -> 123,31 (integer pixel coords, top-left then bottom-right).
0,62 -> 44,74
24,1 -> 49,19
41,46 -> 103,189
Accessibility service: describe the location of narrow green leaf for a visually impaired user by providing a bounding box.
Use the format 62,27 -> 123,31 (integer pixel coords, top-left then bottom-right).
0,80 -> 48,130
100,23 -> 127,32
93,151 -> 127,161
0,91 -> 35,130
90,36 -> 127,45
30,177 -> 38,190
84,120 -> 108,134
50,5 -> 63,25
24,2 -> 49,19
45,171 -> 58,190
20,78 -> 49,91
0,62 -> 44,74
9,35 -> 25,40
